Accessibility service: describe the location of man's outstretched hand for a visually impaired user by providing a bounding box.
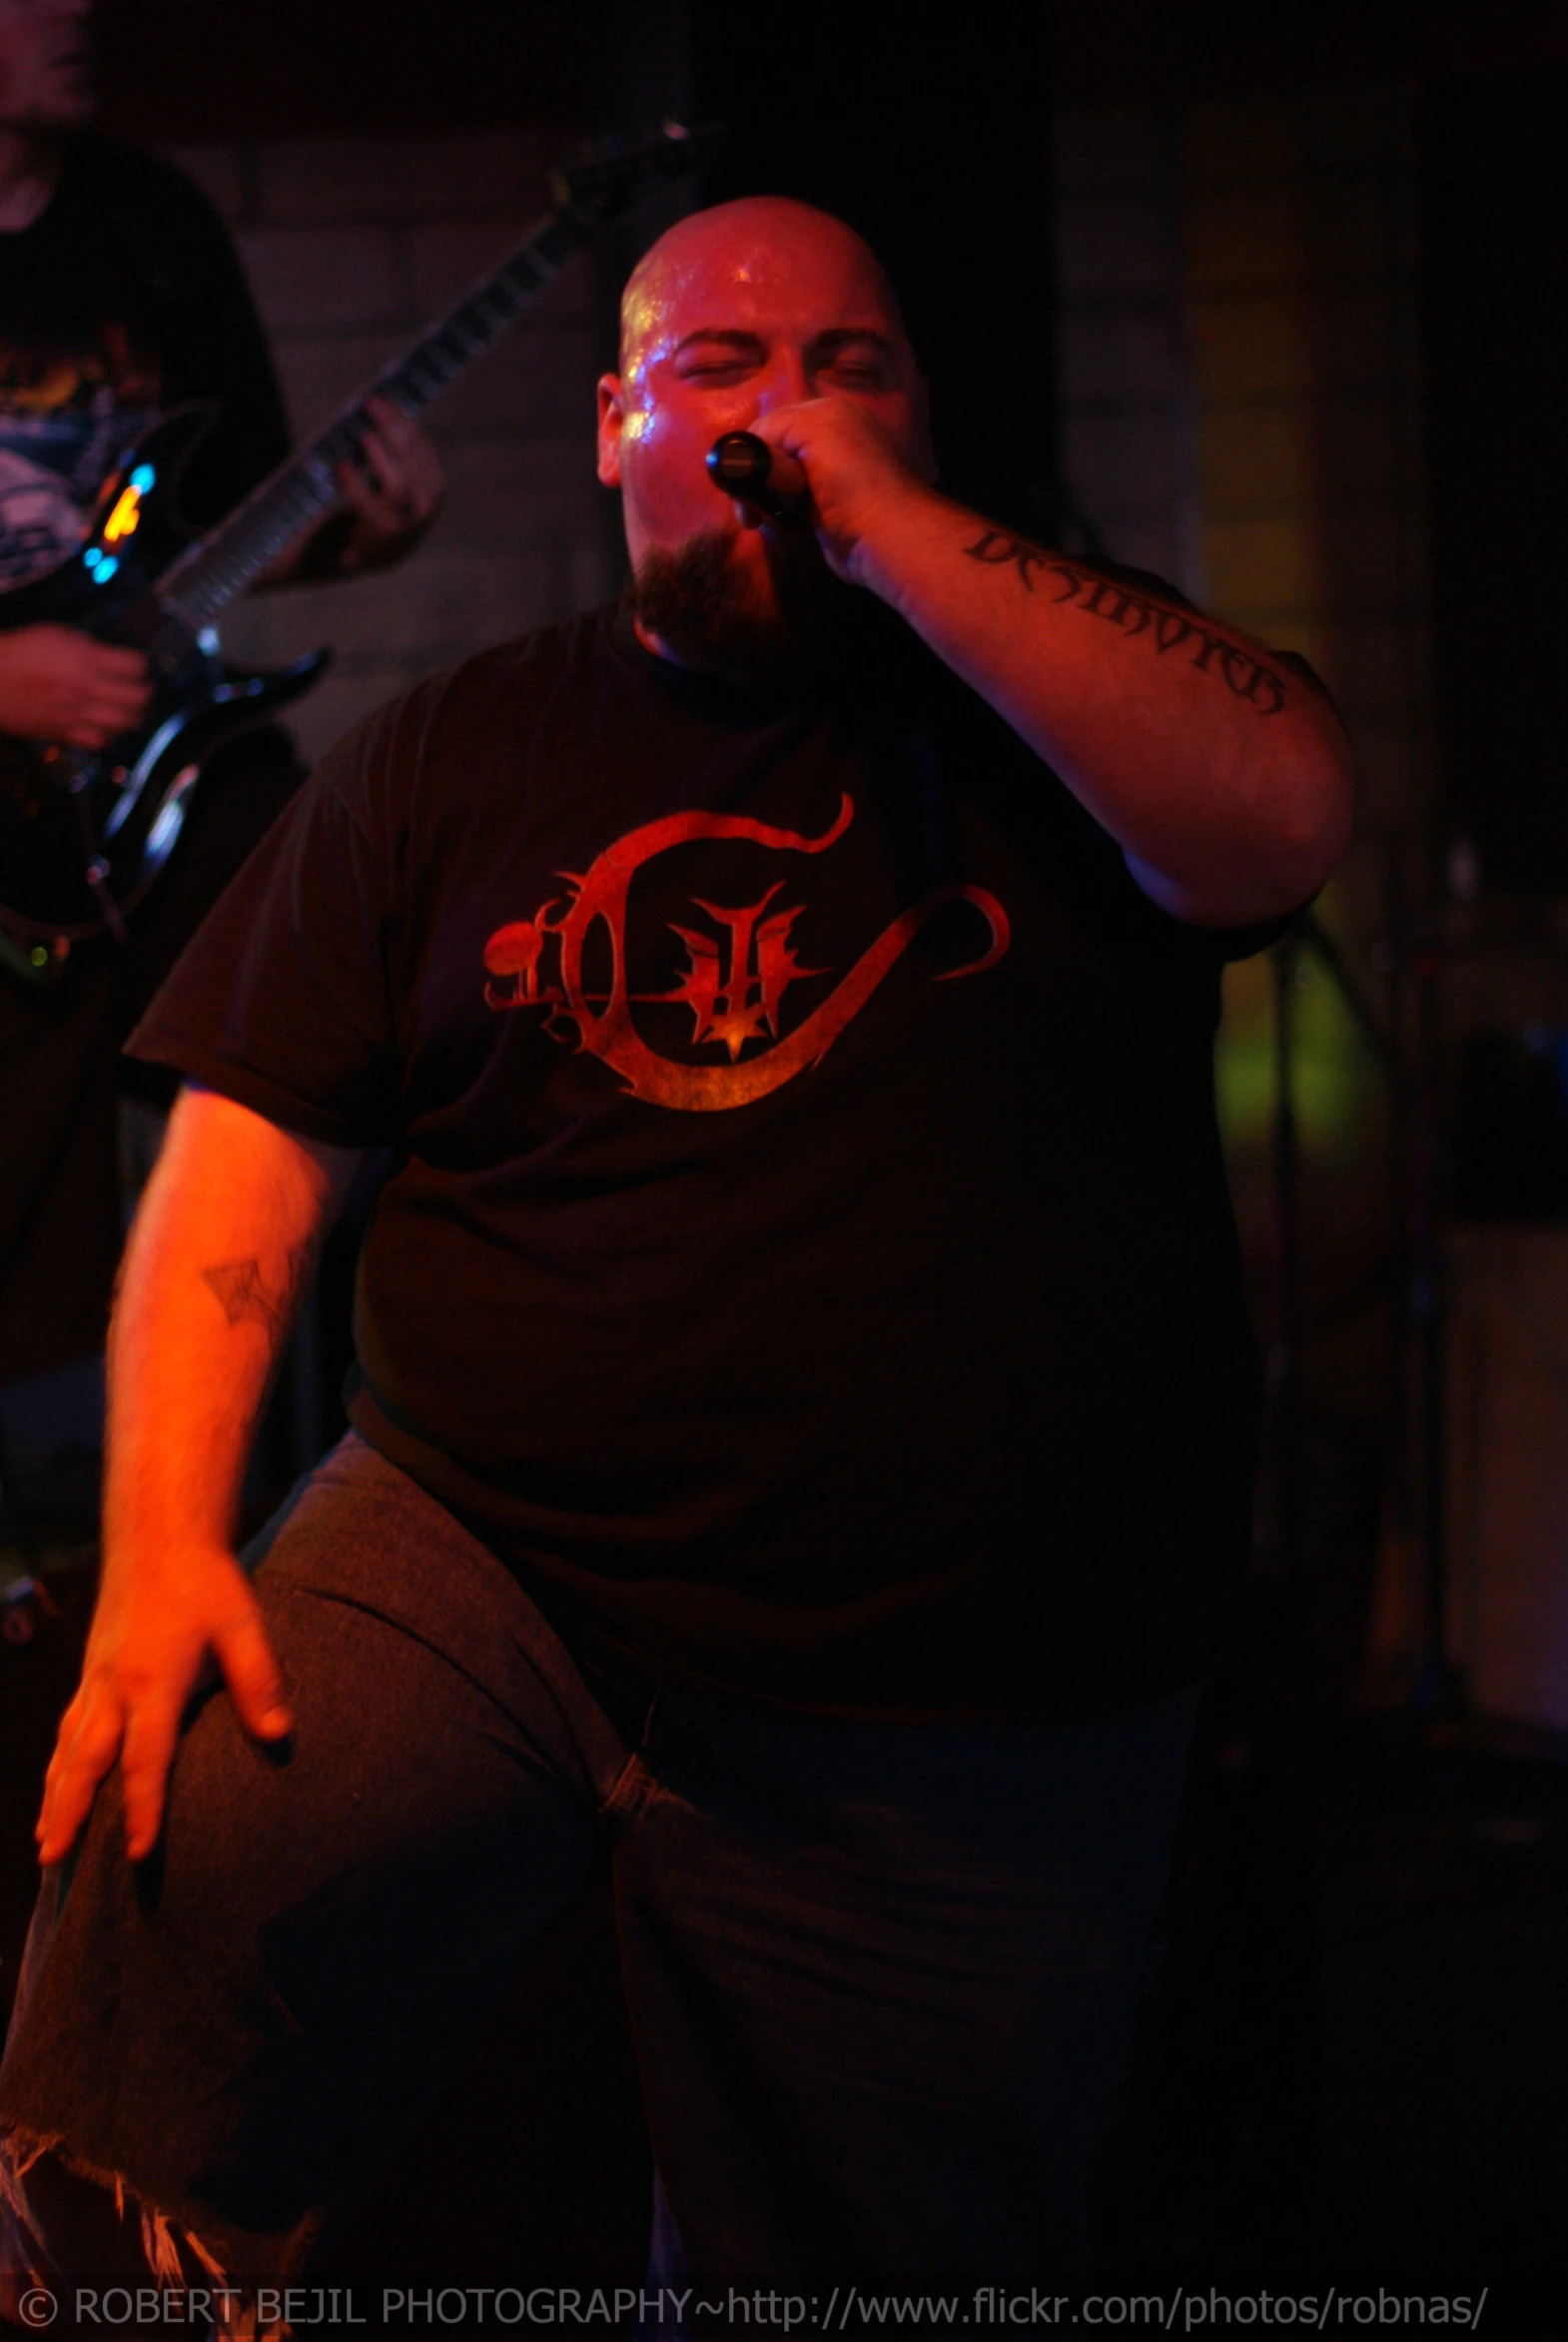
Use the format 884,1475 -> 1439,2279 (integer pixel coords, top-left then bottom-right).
36,1544 -> 292,1866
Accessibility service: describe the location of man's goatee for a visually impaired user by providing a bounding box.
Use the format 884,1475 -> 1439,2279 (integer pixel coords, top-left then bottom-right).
630,526 -> 879,689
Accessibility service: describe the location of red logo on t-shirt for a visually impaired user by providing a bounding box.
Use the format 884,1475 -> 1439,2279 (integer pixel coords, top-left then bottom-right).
481,794 -> 1009,1113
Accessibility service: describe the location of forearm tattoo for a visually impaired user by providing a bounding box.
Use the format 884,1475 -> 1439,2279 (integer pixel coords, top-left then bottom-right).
200,1244 -> 312,1341
963,531 -> 1287,716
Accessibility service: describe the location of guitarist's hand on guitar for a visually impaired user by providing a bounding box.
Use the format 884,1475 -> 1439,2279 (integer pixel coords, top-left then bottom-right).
0,622 -> 151,750
335,397 -> 444,572
266,398 -> 445,586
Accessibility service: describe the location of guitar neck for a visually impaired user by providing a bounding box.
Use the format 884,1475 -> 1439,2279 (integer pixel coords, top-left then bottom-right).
157,208 -> 586,630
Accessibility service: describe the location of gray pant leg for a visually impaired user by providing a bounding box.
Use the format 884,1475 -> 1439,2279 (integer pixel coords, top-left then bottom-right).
0,1435 -> 632,2288
617,1687 -> 1197,2283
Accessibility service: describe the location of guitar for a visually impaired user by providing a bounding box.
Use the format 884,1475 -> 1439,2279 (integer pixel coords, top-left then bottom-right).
0,123 -> 715,983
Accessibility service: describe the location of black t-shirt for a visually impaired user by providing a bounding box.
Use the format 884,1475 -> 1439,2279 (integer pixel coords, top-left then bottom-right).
0,135 -> 289,589
131,601 -> 1277,1721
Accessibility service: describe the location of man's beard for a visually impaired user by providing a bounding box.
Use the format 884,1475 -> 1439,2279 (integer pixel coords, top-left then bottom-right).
630,525 -> 880,691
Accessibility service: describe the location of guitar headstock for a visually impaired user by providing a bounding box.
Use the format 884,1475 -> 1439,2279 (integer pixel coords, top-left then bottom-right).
548,122 -> 724,220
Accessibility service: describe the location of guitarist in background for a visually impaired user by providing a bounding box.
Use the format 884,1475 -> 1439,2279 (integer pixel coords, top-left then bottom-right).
0,0 -> 441,1455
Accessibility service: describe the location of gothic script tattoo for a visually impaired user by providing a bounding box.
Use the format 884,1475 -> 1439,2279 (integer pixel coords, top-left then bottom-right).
200,1245 -> 311,1342
963,532 -> 1288,716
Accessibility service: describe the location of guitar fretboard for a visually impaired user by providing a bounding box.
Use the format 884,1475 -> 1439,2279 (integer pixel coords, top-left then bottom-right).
158,211 -> 584,630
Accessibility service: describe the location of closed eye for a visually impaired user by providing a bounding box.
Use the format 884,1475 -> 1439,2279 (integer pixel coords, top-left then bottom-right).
672,332 -> 765,382
811,331 -> 897,387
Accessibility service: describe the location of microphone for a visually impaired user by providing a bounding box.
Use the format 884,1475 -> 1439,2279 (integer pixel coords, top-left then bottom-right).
706,431 -> 809,518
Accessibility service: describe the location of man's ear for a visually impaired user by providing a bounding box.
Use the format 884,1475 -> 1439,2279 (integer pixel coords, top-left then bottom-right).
597,376 -> 625,487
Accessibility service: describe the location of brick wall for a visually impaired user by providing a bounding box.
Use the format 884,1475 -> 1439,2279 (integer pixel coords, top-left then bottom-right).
1054,86 -> 1428,1199
161,127 -> 617,768
1054,86 -> 1430,862
1054,104 -> 1209,602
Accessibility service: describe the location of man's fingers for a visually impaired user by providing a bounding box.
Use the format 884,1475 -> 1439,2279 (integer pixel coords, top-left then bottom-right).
38,1704 -> 95,1839
36,1696 -> 126,1865
118,1694 -> 183,1863
365,396 -> 427,472
91,679 -> 152,713
66,710 -> 145,750
0,624 -> 156,744
55,655 -> 151,746
338,456 -> 383,516
358,422 -> 404,486
82,689 -> 151,730
398,429 -> 444,515
41,1683 -> 116,1805
329,405 -> 443,568
212,1599 -> 293,1743
86,642 -> 151,683
94,689 -> 152,726
348,423 -> 408,503
358,407 -> 443,521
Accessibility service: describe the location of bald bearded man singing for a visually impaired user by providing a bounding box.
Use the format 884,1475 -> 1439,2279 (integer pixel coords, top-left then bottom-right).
1,199 -> 1351,2311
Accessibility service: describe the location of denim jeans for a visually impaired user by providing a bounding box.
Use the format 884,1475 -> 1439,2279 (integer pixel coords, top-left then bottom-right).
1,1433 -> 1196,2292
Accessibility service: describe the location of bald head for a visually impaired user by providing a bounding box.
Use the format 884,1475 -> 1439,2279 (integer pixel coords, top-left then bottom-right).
618,197 -> 913,376
596,194 -> 932,676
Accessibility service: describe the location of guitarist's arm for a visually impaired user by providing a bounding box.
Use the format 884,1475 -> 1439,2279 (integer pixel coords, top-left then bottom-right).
262,397 -> 445,586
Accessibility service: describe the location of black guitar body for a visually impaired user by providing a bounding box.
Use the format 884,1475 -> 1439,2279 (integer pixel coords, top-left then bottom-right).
0,407 -> 327,978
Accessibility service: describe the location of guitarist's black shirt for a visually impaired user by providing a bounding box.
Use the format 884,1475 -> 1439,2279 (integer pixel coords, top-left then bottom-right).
130,602 -> 1281,1724
0,139 -> 299,1383
0,137 -> 289,590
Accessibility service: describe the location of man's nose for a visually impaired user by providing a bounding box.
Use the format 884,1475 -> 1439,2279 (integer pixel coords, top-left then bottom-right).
752,351 -> 812,414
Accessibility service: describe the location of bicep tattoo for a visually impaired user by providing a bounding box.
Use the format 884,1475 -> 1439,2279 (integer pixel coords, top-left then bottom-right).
962,532 -> 1287,716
